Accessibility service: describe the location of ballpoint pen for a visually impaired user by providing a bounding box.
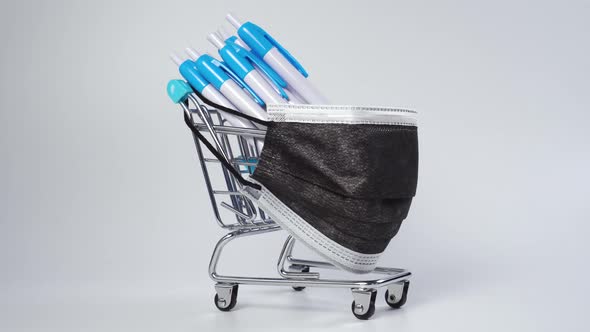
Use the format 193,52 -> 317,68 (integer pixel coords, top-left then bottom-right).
185,48 -> 269,122
208,32 -> 289,106
226,13 -> 329,105
170,53 -> 264,150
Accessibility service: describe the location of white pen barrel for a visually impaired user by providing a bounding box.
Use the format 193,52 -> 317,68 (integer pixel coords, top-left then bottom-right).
202,85 -> 263,151
202,85 -> 255,128
252,67 -> 305,104
244,70 -> 286,105
263,48 -> 329,105
219,80 -> 269,122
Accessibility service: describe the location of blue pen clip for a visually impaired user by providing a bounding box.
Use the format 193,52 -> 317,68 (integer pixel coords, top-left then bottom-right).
224,40 -> 289,100
211,58 -> 265,107
238,22 -> 309,78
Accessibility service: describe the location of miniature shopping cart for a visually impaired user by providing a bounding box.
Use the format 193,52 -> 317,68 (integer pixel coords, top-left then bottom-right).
170,86 -> 412,320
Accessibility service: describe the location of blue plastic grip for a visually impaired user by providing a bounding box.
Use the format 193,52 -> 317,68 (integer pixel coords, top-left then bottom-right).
166,79 -> 193,104
195,54 -> 229,90
219,44 -> 253,79
237,21 -> 309,78
178,60 -> 209,93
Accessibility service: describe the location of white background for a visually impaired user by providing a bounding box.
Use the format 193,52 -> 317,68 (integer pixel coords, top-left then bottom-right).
1,0 -> 589,331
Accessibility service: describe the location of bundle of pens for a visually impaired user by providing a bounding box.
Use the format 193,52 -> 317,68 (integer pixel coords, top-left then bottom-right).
166,12 -> 419,319
170,13 -> 327,126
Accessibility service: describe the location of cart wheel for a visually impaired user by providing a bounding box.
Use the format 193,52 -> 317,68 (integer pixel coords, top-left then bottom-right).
214,284 -> 238,311
289,265 -> 310,291
385,280 -> 410,309
351,289 -> 377,320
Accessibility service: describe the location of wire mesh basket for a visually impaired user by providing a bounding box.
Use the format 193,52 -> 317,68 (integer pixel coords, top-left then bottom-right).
174,91 -> 412,320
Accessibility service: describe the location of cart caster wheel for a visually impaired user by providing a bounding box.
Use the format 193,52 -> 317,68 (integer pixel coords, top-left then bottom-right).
351,289 -> 377,320
289,265 -> 310,291
385,280 -> 410,309
214,284 -> 238,311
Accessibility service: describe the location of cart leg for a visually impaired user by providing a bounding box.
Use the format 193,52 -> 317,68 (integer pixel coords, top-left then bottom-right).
276,235 -> 320,280
214,283 -> 239,311
351,288 -> 377,320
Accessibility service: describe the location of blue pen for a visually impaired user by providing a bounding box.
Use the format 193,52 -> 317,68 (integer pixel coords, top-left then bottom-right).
184,48 -> 268,121
226,13 -> 329,105
208,32 -> 289,106
216,30 -> 306,104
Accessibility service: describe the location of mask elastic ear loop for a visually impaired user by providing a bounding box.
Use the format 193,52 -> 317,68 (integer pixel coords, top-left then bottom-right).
191,89 -> 270,127
182,105 -> 262,191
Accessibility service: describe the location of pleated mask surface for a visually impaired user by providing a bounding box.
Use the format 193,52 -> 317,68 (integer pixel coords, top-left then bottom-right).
241,104 -> 419,273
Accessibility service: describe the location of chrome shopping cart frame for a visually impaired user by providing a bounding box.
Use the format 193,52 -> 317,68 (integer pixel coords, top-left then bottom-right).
178,94 -> 412,320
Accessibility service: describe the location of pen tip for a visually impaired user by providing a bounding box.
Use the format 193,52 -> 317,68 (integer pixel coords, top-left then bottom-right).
207,33 -> 225,49
169,52 -> 183,66
217,26 -> 230,39
185,47 -> 201,60
226,12 -> 242,28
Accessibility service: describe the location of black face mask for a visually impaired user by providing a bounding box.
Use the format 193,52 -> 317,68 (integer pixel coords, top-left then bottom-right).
185,94 -> 418,274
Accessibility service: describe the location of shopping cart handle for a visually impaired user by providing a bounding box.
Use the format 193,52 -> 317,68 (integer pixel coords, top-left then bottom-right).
167,79 -> 193,104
